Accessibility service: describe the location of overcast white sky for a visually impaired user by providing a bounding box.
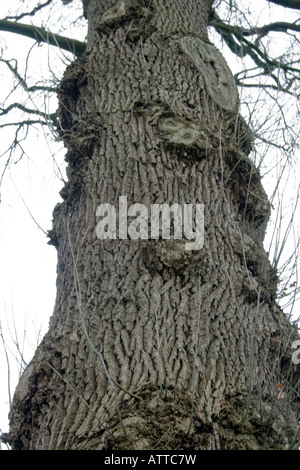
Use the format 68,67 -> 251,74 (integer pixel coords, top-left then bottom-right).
0,0 -> 299,446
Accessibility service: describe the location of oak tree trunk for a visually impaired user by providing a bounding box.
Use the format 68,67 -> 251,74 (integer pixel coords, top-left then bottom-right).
7,0 -> 299,450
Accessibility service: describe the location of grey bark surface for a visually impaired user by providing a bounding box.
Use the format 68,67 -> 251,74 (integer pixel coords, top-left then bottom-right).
7,0 -> 299,450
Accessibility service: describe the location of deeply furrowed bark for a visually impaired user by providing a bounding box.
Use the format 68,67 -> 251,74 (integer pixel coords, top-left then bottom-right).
6,0 -> 299,450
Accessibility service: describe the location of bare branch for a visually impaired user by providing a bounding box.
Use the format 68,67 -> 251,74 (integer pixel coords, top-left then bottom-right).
235,81 -> 298,97
0,102 -> 57,125
0,19 -> 86,57
0,119 -> 53,129
244,21 -> 300,38
0,57 -> 57,94
266,0 -> 300,10
211,12 -> 300,38
4,0 -> 54,22
210,12 -> 300,77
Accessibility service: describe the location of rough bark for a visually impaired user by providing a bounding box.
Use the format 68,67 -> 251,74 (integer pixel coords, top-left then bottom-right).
6,0 -> 299,450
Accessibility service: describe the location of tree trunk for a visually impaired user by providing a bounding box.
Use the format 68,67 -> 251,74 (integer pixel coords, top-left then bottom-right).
7,0 -> 299,450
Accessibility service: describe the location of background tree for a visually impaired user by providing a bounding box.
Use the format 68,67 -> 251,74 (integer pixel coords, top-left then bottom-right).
0,0 -> 299,450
